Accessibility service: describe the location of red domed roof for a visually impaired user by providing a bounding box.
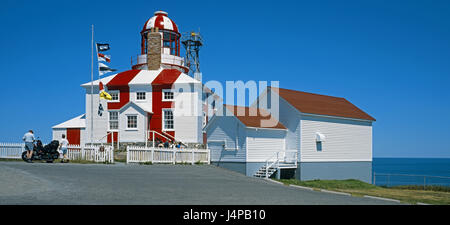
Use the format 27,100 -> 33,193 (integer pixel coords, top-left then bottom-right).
142,11 -> 178,33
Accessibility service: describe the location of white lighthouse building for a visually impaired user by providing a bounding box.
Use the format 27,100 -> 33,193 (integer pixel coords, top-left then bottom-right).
53,11 -> 210,146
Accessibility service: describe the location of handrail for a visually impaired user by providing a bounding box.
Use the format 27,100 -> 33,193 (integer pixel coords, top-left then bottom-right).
147,130 -> 187,148
95,131 -> 119,149
264,150 -> 298,178
97,132 -> 112,143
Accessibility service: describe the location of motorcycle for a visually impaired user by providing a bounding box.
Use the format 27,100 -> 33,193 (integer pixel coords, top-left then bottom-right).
22,139 -> 60,163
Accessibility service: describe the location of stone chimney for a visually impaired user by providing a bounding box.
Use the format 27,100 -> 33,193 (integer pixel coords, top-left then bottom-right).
147,28 -> 162,70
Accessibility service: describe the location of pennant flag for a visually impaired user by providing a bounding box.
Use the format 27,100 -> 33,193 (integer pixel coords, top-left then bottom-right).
98,103 -> 104,116
98,62 -> 117,76
99,81 -> 112,100
97,43 -> 110,52
98,53 -> 111,63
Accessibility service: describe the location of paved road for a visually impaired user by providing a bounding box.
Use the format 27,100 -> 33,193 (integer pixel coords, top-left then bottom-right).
0,161 -> 401,205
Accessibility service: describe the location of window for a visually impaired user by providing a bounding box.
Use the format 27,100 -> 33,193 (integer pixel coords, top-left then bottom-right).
136,92 -> 146,101
127,115 -> 137,129
109,111 -> 118,130
109,91 -> 119,102
162,31 -> 179,56
163,109 -> 174,131
315,132 -> 325,152
163,90 -> 174,101
316,141 -> 323,151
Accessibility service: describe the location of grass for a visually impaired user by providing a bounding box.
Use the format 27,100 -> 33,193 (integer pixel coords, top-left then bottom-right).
0,158 -> 23,162
0,158 -> 112,164
275,179 -> 450,205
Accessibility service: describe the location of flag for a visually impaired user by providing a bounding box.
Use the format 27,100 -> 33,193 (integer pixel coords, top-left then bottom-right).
98,62 -> 116,76
99,82 -> 112,100
98,103 -> 104,116
97,43 -> 110,52
98,53 -> 111,63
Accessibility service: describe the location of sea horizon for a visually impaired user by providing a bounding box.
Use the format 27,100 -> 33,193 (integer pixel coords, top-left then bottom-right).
372,158 -> 450,187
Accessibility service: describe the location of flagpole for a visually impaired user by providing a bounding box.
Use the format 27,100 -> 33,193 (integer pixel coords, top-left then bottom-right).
91,24 -> 94,146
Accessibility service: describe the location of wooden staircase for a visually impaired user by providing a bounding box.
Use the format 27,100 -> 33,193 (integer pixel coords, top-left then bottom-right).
253,151 -> 298,178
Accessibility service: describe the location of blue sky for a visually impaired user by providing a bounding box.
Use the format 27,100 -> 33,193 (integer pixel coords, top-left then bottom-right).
1,0 -> 449,158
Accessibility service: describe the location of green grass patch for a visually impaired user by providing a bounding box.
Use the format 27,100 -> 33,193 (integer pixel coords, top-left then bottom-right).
390,185 -> 450,193
0,158 -> 23,162
275,178 -> 450,205
279,179 -> 377,190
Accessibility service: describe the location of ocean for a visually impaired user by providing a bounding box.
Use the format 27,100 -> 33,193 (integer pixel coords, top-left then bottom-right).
372,158 -> 450,187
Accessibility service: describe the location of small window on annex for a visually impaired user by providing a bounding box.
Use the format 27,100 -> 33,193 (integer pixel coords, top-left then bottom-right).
136,92 -> 146,100
315,132 -> 325,152
127,115 -> 137,129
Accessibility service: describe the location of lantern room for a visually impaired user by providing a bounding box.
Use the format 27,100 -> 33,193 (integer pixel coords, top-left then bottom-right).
141,11 -> 181,56
133,11 -> 187,72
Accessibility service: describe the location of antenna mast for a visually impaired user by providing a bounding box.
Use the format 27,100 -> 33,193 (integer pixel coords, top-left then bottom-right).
182,31 -> 203,81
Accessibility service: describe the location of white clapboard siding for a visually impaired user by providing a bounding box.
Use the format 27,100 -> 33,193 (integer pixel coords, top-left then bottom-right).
85,91 -> 109,142
300,115 -> 373,162
254,90 -> 301,152
246,129 -> 286,162
129,86 -> 153,108
206,114 -> 247,162
118,104 -> 147,142
173,85 -> 203,143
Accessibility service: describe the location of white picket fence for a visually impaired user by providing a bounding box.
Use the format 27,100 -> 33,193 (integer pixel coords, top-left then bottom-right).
127,146 -> 210,164
0,142 -> 24,159
0,142 -> 114,163
66,145 -> 114,163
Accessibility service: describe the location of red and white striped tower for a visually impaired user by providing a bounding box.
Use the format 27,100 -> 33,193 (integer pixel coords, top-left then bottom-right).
132,11 -> 188,73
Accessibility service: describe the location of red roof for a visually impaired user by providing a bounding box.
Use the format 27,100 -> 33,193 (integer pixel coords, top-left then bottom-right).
224,105 -> 286,129
106,70 -> 141,87
272,87 -> 375,121
152,69 -> 182,85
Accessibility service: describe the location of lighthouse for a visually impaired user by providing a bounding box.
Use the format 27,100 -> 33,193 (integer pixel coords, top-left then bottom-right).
53,11 -> 208,146
132,11 -> 187,73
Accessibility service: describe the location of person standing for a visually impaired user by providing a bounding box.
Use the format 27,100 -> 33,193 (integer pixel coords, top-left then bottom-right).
59,134 -> 69,163
22,130 -> 35,163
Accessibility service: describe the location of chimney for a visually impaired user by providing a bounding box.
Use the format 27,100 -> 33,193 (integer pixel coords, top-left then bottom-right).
147,27 -> 161,70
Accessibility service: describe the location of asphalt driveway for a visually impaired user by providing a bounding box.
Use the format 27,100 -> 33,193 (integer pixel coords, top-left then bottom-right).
0,161 -> 401,205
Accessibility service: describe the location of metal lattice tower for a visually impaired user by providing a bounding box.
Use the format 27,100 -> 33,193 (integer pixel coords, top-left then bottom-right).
182,31 -> 203,80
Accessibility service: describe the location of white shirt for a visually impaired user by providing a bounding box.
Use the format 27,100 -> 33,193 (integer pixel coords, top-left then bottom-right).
60,138 -> 69,148
23,132 -> 35,143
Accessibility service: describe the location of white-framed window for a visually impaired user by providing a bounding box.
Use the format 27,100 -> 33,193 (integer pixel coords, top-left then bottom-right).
109,111 -> 119,130
109,90 -> 120,102
162,109 -> 174,131
136,92 -> 146,101
127,115 -> 138,129
162,89 -> 174,101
